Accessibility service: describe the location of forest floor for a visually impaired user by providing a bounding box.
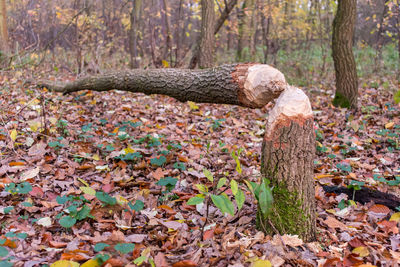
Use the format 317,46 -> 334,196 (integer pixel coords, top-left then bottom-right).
0,70 -> 399,267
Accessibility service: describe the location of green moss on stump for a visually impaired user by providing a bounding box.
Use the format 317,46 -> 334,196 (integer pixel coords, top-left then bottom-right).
256,181 -> 309,237
332,92 -> 351,108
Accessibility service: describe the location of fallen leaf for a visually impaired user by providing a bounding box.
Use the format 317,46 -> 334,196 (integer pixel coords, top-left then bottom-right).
352,246 -> 369,257
50,260 -> 80,267
172,260 -> 197,267
251,259 -> 272,267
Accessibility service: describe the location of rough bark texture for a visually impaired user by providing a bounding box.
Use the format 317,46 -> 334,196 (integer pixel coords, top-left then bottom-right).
129,0 -> 142,68
0,0 -> 9,54
37,63 -> 287,109
261,86 -> 316,242
189,0 -> 236,69
332,0 -> 358,109
198,0 -> 215,68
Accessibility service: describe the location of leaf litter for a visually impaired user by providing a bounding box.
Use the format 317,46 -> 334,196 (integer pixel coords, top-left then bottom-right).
0,72 -> 399,266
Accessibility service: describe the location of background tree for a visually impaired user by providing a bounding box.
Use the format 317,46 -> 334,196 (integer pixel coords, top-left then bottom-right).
129,0 -> 142,68
332,0 -> 358,109
0,0 -> 9,57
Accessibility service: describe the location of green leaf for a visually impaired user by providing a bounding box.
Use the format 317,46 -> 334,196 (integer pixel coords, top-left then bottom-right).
16,233 -> 27,239
0,260 -> 12,267
394,90 -> 400,104
0,248 -> 9,259
217,177 -> 227,189
21,202 -> 33,207
258,180 -> 273,219
59,216 -> 77,228
96,191 -> 117,206
230,180 -> 238,195
5,232 -> 16,238
95,253 -> 110,263
56,195 -> 69,205
203,169 -> 213,182
211,194 -> 235,216
4,206 -> 13,214
114,243 -> 135,254
16,182 -> 32,194
195,184 -> 208,193
133,255 -> 147,265
128,200 -> 144,211
94,243 -> 110,252
156,177 -> 178,187
187,196 -> 205,205
235,189 -> 245,211
150,156 -> 166,166
76,205 -> 91,220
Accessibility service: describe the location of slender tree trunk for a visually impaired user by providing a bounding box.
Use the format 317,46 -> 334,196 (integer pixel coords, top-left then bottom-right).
0,0 -> 9,56
374,0 -> 389,72
332,0 -> 358,109
198,0 -> 215,68
161,0 -> 173,65
189,0 -> 237,68
129,0 -> 142,69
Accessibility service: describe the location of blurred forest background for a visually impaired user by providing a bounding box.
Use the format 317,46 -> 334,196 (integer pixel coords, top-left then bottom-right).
0,0 -> 399,87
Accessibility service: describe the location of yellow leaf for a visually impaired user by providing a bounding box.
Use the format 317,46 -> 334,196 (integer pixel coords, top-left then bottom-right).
390,212 -> 400,222
78,178 -> 89,187
50,260 -> 80,267
385,122 -> 394,129
28,121 -> 41,132
10,129 -> 17,141
252,259 -> 272,267
92,154 -> 100,161
81,259 -> 101,267
162,60 -> 169,68
80,186 -> 96,196
116,195 -> 128,205
352,246 -> 369,257
188,101 -> 199,110
124,146 -> 135,154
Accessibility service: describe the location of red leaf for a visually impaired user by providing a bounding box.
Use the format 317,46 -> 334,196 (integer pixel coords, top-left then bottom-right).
29,186 -> 44,198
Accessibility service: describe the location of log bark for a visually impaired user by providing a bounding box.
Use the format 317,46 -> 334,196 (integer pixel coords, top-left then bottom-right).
37,63 -> 287,109
261,86 -> 316,241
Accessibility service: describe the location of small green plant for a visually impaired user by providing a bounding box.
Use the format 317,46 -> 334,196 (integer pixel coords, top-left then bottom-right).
187,168 -> 245,217
347,180 -> 365,201
5,182 -> 32,195
56,194 -> 93,228
56,119 -> 69,136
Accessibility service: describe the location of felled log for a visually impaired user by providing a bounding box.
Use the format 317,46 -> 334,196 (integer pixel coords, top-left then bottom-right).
37,63 -> 287,109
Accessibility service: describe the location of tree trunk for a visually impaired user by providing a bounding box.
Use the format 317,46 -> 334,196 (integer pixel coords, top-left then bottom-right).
0,0 -> 9,56
129,0 -> 142,69
261,86 -> 316,242
198,0 -> 215,68
189,0 -> 237,69
37,64 -> 287,109
332,0 -> 358,109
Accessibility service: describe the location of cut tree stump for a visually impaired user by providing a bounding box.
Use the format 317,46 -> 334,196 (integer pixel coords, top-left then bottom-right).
36,63 -> 316,241
261,86 -> 316,241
